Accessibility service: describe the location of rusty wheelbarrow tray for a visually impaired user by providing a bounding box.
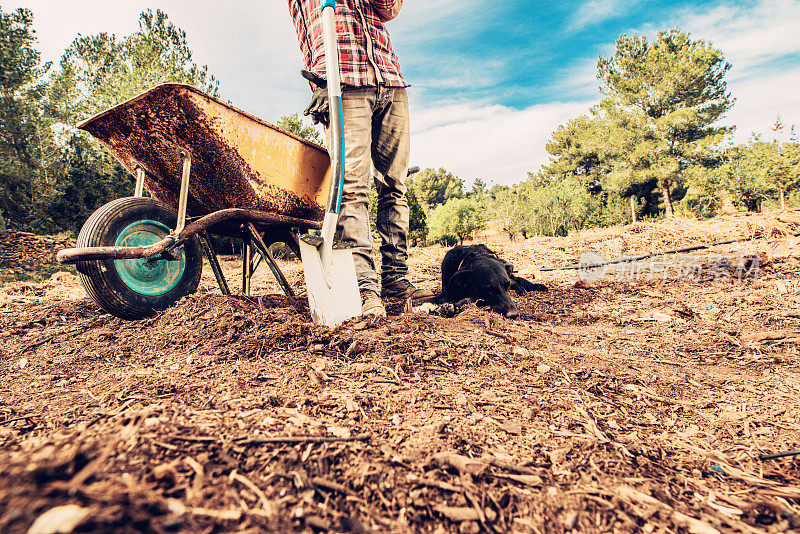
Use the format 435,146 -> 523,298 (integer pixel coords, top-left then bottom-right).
57,84 -> 333,319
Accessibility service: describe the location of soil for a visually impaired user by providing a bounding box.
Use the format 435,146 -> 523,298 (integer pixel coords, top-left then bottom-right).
1,211 -> 800,533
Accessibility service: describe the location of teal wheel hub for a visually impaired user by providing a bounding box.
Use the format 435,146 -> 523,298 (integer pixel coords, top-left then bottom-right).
114,220 -> 185,296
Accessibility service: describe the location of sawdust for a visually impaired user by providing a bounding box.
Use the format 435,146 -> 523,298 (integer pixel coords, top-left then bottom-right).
81,85 -> 325,221
1,210 -> 799,533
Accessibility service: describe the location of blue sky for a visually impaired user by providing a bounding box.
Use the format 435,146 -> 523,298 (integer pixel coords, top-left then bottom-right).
7,0 -> 800,185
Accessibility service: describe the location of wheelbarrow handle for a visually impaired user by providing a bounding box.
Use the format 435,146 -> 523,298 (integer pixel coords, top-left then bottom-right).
319,0 -> 344,253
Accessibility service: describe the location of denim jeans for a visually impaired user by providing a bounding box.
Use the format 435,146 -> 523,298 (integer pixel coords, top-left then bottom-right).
325,86 -> 410,294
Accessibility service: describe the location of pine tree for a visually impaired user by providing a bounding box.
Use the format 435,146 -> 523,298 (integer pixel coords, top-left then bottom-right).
407,168 -> 464,210
596,30 -> 733,217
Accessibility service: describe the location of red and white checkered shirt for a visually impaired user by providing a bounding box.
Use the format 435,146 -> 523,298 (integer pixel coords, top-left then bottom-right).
287,0 -> 408,88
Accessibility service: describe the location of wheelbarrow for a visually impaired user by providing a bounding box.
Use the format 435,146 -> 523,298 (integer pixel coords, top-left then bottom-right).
56,83 -> 359,322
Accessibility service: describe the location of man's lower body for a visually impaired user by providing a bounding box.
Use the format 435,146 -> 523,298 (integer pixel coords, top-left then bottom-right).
325,85 -> 431,316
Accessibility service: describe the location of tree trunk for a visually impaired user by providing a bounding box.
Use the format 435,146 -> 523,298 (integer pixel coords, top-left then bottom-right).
660,182 -> 674,218
630,196 -> 637,224
781,189 -> 786,210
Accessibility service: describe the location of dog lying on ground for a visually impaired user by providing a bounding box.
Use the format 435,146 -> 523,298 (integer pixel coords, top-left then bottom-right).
415,244 -> 547,318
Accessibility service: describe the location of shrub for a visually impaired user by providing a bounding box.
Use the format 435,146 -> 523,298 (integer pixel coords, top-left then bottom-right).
428,197 -> 486,244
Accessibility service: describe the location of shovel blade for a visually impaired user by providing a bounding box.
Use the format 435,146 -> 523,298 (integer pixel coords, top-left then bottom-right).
299,242 -> 361,327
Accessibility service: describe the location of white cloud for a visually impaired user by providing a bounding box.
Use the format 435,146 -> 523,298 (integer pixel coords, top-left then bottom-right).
723,68 -> 800,140
545,57 -> 601,101
410,101 -> 594,186
674,0 -> 800,73
570,0 -> 626,31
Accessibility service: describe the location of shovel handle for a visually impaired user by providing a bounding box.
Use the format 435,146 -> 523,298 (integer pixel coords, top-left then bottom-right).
320,0 -> 344,243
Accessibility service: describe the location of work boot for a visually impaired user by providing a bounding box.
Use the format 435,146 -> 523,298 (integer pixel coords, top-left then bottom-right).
381,278 -> 434,303
361,290 -> 387,318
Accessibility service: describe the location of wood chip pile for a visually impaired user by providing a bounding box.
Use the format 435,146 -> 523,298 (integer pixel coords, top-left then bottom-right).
0,230 -> 74,280
1,210 -> 799,533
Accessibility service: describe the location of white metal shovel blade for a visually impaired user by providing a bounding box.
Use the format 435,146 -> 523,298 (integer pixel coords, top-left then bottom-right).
299,243 -> 361,327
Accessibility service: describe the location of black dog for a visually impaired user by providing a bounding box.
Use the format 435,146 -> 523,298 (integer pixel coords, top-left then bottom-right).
420,244 -> 547,318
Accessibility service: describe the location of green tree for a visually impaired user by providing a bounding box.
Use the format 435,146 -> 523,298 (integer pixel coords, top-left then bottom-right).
43,136 -> 131,233
407,167 -> 463,209
428,197 -> 486,245
542,115 -> 610,189
277,113 -> 323,145
0,7 -> 57,230
784,142 -> 800,207
597,29 -> 733,217
489,186 -> 528,241
49,9 -> 218,125
716,143 -> 773,212
540,107 -> 672,225
468,177 -> 490,204
763,144 -> 792,210
518,177 -> 594,236
41,9 -> 220,233
761,117 -> 800,210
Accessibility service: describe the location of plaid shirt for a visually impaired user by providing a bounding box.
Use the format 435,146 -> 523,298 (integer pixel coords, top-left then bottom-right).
287,0 -> 407,88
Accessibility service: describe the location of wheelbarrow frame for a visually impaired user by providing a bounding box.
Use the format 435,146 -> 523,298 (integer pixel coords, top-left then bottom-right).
57,147 -> 321,299
57,85 -> 330,304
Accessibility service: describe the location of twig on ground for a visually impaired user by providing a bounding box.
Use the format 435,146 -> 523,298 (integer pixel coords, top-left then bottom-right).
169,435 -> 217,443
484,456 -> 543,476
311,476 -> 356,496
641,390 -> 698,407
382,365 -> 403,384
183,455 -> 205,500
187,507 -> 242,520
20,334 -> 58,353
236,433 -> 371,446
65,442 -> 113,494
423,366 -> 451,373
616,485 -> 721,534
486,329 -> 513,343
406,473 -> 461,493
230,469 -> 275,517
0,413 -> 38,425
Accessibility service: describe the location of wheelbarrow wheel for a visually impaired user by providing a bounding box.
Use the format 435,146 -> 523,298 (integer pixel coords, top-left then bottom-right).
76,197 -> 202,320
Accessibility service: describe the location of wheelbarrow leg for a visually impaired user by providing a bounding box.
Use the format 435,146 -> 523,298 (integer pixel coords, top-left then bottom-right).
251,248 -> 263,274
246,222 -> 295,297
242,229 -> 252,296
198,231 -> 230,296
264,227 -> 302,261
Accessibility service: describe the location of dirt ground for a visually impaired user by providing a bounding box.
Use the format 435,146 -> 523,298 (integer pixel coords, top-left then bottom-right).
1,211 -> 800,533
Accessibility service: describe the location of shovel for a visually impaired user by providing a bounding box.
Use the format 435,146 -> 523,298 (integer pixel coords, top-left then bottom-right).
299,0 -> 361,327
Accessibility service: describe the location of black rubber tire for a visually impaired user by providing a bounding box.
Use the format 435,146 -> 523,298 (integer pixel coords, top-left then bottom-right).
76,197 -> 202,320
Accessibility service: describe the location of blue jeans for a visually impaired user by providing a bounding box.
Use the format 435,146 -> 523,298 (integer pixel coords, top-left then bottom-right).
325,86 -> 410,294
